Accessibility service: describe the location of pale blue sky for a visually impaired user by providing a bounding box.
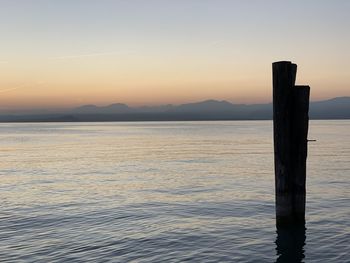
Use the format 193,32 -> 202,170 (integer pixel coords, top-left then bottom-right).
0,0 -> 349,109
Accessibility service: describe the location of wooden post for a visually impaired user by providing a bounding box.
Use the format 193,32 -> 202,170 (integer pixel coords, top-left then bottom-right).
291,85 -> 310,223
272,61 -> 310,226
275,224 -> 306,262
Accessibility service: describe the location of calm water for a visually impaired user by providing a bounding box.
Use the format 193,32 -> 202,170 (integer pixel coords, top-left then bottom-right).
0,120 -> 349,262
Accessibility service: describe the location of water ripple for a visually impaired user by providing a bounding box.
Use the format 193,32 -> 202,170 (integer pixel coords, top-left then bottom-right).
0,121 -> 349,262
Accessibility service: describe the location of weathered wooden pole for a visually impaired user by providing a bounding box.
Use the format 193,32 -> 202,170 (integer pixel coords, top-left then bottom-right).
272,61 -> 310,227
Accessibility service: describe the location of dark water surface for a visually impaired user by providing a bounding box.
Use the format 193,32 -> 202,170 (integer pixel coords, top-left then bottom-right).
0,121 -> 349,262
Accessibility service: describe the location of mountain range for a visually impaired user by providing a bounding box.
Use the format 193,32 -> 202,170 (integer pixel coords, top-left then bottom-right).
0,97 -> 349,122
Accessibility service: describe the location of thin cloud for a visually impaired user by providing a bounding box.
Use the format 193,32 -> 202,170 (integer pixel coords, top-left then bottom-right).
0,60 -> 9,64
0,87 -> 21,93
50,51 -> 136,60
207,40 -> 224,47
0,82 -> 44,94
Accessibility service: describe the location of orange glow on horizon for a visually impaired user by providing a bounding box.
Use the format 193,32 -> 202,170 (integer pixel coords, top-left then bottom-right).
0,55 -> 275,109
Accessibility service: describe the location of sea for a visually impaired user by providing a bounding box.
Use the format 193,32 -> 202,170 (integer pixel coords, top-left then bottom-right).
0,120 -> 349,262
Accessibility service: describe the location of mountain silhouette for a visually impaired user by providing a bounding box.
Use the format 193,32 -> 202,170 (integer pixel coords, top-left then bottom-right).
309,97 -> 350,119
74,103 -> 132,114
0,97 -> 349,122
170,100 -> 242,113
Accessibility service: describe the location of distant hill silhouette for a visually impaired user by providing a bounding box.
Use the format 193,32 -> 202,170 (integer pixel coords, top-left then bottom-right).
308,97 -> 350,119
0,97 -> 349,122
73,103 -> 132,114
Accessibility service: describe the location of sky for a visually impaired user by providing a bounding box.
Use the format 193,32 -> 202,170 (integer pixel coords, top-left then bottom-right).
0,0 -> 349,111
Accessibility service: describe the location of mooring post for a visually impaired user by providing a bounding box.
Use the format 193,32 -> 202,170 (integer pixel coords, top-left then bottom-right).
272,61 -> 310,227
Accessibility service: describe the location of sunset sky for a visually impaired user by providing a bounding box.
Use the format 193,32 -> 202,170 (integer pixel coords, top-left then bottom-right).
0,0 -> 349,111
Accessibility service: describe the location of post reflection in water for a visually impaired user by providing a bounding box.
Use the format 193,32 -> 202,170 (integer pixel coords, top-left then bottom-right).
275,224 -> 306,263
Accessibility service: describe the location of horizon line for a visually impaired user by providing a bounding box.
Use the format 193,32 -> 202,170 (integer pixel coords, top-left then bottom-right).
0,95 -> 349,114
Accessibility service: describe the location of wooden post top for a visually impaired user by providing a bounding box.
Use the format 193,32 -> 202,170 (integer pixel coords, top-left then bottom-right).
272,61 -> 293,64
